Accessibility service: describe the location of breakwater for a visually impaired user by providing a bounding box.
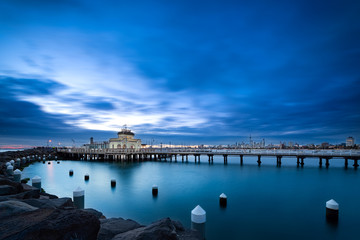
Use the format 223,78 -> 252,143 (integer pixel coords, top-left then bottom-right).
0,148 -> 200,240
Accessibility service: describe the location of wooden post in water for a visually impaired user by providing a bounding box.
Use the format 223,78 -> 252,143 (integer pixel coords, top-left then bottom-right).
257,155 -> 261,166
296,157 -> 300,167
319,157 -> 322,168
325,157 -> 330,168
344,158 -> 348,169
353,159 -> 359,169
223,154 -> 228,164
276,156 -> 282,167
240,155 -> 243,165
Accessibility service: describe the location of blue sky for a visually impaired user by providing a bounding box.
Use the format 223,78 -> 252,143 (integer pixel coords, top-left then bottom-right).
0,0 -> 359,147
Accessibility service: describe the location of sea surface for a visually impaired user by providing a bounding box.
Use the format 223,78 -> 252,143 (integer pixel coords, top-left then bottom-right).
22,156 -> 359,240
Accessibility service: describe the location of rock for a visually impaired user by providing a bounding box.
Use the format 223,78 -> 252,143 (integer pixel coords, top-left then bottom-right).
0,200 -> 38,219
177,229 -> 202,240
0,185 -> 17,196
172,220 -> 185,232
82,208 -> 105,219
0,178 -> 23,193
112,218 -> 178,240
40,192 -> 59,199
21,197 -> 74,209
0,208 -> 100,240
97,217 -> 142,240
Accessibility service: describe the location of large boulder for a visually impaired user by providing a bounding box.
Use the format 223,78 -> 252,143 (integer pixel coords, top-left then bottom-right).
112,218 -> 180,240
0,185 -> 17,196
82,208 -> 105,219
0,178 -> 23,193
0,200 -> 38,219
97,217 -> 142,240
0,208 -> 100,240
21,197 -> 74,209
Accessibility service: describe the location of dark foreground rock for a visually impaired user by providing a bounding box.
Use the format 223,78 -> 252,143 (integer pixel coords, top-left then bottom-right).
0,208 -> 100,240
0,200 -> 38,219
109,218 -> 201,240
98,217 -> 143,240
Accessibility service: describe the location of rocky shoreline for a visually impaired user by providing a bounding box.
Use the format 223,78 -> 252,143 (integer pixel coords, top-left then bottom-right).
0,148 -> 200,240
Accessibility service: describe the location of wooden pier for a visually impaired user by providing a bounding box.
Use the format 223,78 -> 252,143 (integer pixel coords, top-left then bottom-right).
57,148 -> 360,169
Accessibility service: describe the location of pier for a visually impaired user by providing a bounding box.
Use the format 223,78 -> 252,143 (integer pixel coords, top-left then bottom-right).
57,148 -> 360,168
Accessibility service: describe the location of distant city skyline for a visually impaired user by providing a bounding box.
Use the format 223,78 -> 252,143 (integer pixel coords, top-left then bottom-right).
0,0 -> 359,147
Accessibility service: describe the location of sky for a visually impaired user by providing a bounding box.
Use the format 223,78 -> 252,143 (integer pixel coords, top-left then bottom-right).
0,0 -> 359,147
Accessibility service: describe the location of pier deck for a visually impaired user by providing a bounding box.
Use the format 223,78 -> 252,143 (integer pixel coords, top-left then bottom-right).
57,148 -> 360,168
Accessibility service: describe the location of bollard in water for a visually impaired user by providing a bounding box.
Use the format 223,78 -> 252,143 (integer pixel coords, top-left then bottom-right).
191,205 -> 206,240
111,179 -> 116,187
32,176 -> 41,189
13,169 -> 22,182
69,169 -> 74,176
219,193 -> 227,207
152,184 -> 158,196
6,165 -> 14,176
73,187 -> 85,209
84,174 -> 89,181
326,199 -> 339,222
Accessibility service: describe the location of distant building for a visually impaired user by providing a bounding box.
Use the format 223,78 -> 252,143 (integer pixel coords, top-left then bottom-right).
321,142 -> 329,149
83,127 -> 141,149
109,128 -> 141,149
83,139 -> 108,149
346,137 -> 355,147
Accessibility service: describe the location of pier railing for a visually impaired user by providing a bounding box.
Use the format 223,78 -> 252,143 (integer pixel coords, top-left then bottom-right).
58,148 -> 360,157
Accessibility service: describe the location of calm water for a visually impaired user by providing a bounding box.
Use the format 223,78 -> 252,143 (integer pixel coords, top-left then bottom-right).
22,156 -> 360,240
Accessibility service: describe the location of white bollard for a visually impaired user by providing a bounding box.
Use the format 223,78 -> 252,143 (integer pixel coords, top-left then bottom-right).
10,160 -> 14,166
219,193 -> 227,207
191,205 -> 206,239
152,184 -> 158,196
22,157 -> 26,164
6,165 -> 14,176
73,187 -> 85,209
32,176 -> 41,189
13,169 -> 22,182
15,158 -> 21,168
326,199 -> 339,222
6,162 -> 10,167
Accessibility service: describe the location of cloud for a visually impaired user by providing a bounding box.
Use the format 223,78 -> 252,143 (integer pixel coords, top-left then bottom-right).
0,0 -> 359,145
